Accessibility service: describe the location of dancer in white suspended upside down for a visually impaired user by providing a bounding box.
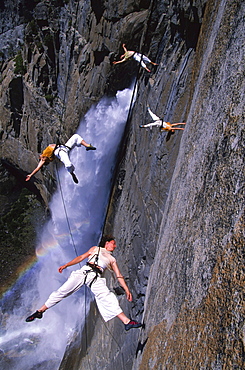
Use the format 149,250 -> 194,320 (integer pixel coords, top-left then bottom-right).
139,106 -> 186,132
25,235 -> 142,332
25,134 -> 96,184
113,44 -> 158,72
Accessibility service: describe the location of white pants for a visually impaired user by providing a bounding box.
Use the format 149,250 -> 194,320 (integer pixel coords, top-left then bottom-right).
142,121 -> 162,128
45,265 -> 123,322
133,53 -> 152,70
54,134 -> 83,173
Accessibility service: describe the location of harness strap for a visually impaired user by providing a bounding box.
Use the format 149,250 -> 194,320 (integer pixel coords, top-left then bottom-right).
84,262 -> 102,287
85,246 -> 101,287
54,144 -> 72,156
86,262 -> 103,275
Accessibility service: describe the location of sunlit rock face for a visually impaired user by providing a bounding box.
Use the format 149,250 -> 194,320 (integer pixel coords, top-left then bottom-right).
0,0 -> 244,369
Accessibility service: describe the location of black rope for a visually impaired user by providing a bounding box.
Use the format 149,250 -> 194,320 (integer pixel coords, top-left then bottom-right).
84,284 -> 92,370
55,162 -> 80,261
101,0 -> 156,234
98,316 -> 126,369
56,0 -> 81,144
52,1 -> 81,260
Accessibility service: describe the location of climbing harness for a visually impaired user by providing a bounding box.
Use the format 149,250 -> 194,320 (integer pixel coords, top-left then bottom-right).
53,143 -> 72,156
84,246 -> 102,287
84,262 -> 102,287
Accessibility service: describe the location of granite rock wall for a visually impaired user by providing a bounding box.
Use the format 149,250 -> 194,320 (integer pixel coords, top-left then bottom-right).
0,0 -> 244,369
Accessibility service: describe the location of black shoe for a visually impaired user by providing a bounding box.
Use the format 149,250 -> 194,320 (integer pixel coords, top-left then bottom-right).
125,320 -> 142,331
86,144 -> 96,151
26,310 -> 43,322
71,172 -> 79,184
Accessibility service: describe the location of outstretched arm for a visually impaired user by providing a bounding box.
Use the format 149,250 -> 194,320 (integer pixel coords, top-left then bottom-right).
111,261 -> 132,301
25,158 -> 46,181
113,44 -> 129,65
113,57 -> 127,65
122,43 -> 127,53
58,246 -> 97,273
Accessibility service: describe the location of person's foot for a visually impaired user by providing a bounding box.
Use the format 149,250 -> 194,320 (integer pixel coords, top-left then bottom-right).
71,172 -> 79,184
86,144 -> 96,151
139,125 -> 144,128
26,310 -> 43,322
125,320 -> 142,331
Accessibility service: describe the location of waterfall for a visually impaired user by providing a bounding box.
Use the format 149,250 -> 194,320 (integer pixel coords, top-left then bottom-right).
0,86 -> 134,370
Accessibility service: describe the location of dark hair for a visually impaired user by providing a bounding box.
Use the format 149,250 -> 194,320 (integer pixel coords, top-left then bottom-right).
98,234 -> 115,248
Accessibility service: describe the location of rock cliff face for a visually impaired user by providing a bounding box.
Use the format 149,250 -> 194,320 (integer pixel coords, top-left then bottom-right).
0,0 -> 244,369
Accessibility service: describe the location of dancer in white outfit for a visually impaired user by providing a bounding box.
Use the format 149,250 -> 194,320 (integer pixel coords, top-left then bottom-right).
113,44 -> 158,72
25,235 -> 142,331
140,107 -> 186,132
25,134 -> 96,184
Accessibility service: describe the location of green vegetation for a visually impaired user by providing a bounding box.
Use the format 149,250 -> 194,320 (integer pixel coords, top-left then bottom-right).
44,33 -> 53,46
45,94 -> 55,105
14,52 -> 27,75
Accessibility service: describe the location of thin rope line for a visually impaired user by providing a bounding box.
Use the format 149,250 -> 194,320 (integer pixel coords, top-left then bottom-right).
98,316 -> 126,369
84,285 -> 92,370
55,162 -> 80,260
57,0 -> 81,140
101,0 -> 156,234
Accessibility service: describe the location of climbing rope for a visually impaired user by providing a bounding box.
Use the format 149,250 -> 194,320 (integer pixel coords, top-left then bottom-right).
84,286 -> 93,370
55,161 -> 80,261
99,316 -> 126,369
56,0 -> 81,143
52,1 -> 81,260
123,0 -> 156,127
102,0 -> 156,234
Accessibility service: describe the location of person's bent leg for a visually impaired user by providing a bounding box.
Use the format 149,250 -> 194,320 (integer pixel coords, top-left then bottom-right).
117,312 -> 130,324
56,149 -> 78,182
91,277 -> 122,322
141,62 -> 151,72
91,277 -> 142,330
65,134 -> 96,150
65,134 -> 83,149
81,139 -> 96,151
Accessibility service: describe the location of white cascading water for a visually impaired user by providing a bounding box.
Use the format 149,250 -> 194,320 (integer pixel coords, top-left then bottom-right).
0,86 -> 134,370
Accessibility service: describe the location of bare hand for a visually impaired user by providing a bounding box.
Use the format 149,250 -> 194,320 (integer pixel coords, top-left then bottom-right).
58,265 -> 66,273
26,175 -> 31,181
126,291 -> 132,302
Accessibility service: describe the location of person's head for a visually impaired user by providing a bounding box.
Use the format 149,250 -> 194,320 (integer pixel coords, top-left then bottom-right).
99,234 -> 117,251
39,154 -> 51,165
39,154 -> 48,161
